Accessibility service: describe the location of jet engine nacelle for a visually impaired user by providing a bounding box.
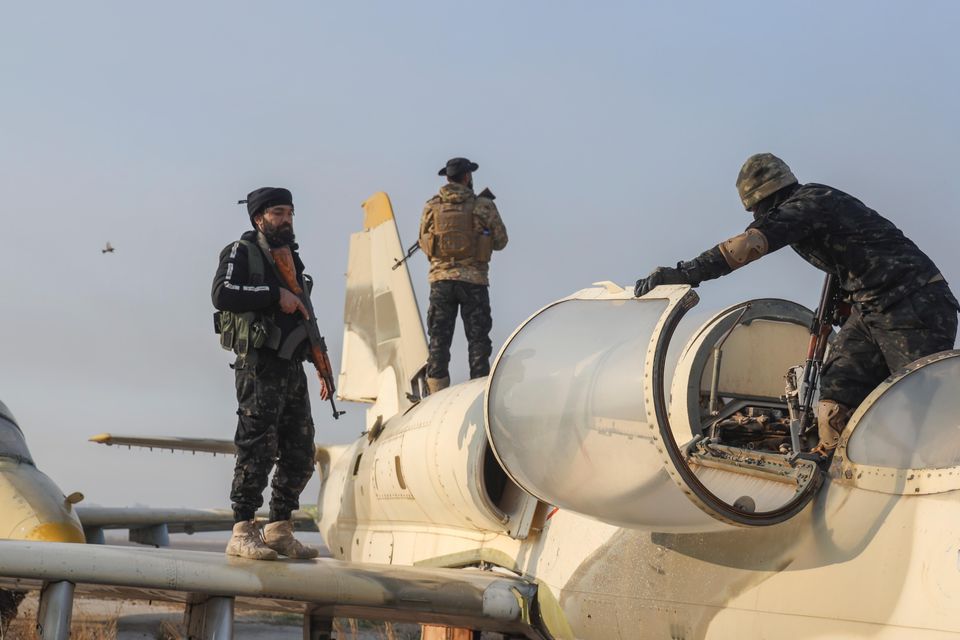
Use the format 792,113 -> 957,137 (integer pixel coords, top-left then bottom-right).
485,285 -> 826,531
320,379 -> 533,558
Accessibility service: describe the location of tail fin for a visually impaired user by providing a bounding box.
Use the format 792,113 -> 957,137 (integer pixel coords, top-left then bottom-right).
338,193 -> 428,425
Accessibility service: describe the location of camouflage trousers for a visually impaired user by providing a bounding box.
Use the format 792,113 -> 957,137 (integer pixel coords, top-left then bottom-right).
427,280 -> 493,380
231,351 -> 315,523
820,281 -> 959,409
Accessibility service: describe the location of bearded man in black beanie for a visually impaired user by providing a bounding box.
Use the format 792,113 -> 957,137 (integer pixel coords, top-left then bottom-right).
211,187 -> 326,560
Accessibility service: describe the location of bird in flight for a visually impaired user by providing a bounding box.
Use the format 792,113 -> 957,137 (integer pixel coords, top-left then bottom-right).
102,242 -> 115,254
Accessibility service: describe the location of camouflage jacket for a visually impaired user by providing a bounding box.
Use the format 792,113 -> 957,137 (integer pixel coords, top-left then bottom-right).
681,183 -> 950,313
419,182 -> 508,285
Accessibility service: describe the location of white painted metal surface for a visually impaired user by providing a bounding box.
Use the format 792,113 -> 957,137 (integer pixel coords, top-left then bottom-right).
0,541 -> 535,630
322,379 -> 534,560
485,286 -> 821,531
339,192 -> 429,428
837,350 -> 960,494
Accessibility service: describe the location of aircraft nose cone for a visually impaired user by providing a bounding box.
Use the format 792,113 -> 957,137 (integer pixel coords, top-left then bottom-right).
25,521 -> 86,543
0,463 -> 86,543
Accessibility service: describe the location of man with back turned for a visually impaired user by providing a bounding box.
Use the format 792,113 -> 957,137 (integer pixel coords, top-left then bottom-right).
419,157 -> 508,393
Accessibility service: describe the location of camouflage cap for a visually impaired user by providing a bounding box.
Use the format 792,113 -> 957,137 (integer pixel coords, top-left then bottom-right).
438,157 -> 479,177
736,153 -> 798,210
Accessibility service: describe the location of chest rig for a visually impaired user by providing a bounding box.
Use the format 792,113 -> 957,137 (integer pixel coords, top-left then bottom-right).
214,239 -> 282,357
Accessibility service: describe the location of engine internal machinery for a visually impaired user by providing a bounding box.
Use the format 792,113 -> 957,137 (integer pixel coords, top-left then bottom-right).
707,405 -> 794,453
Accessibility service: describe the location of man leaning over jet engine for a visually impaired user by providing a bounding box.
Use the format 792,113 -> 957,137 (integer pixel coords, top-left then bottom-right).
211,187 -> 326,561
634,153 -> 959,455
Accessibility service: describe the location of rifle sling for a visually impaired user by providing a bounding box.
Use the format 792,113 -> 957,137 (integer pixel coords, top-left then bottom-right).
256,238 -> 320,359
277,325 -> 308,360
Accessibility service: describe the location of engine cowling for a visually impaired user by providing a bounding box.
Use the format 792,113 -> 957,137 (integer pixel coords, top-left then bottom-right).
321,378 -> 535,557
484,285 -> 821,531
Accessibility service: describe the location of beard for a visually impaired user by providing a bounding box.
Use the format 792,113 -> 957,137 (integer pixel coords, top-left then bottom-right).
261,219 -> 295,246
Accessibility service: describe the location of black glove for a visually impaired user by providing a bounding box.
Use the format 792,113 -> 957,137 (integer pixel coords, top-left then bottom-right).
634,266 -> 689,297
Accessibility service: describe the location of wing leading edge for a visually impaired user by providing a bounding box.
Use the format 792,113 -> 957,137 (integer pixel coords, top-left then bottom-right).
0,541 -> 541,636
76,507 -> 318,546
88,434 -> 236,455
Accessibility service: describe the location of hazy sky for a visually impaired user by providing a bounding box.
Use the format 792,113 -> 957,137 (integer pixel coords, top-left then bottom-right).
2,2 -> 958,510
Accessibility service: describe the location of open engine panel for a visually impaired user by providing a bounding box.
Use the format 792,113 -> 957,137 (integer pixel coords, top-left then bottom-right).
486,286 -> 826,530
671,301 -> 817,455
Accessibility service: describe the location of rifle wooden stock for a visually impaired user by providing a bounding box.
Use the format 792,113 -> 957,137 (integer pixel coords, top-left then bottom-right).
271,246 -> 343,418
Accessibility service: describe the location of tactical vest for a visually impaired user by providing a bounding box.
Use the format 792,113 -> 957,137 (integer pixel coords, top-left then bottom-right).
214,240 -> 281,357
431,198 -> 485,261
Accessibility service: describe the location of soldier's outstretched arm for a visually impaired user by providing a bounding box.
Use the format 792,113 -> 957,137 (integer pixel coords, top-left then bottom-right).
211,241 -> 279,312
633,245 -> 732,297
634,198 -> 817,297
634,220 -> 797,297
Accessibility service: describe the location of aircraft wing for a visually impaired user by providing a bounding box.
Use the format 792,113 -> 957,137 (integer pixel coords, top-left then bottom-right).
88,433 -> 236,455
76,507 -> 318,545
0,541 -> 540,636
87,435 -> 347,472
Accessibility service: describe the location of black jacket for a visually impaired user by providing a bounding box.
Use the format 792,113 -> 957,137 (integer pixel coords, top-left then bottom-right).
683,183 -> 948,312
211,230 -> 309,356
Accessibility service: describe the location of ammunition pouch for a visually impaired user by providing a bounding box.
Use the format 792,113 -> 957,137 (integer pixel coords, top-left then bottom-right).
213,238 -> 283,357
420,232 -> 436,260
434,199 -> 478,260
476,232 -> 493,263
214,310 -> 280,356
426,197 -> 496,263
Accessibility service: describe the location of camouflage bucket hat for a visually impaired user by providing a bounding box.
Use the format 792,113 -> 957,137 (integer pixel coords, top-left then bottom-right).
736,153 -> 798,210
438,157 -> 479,177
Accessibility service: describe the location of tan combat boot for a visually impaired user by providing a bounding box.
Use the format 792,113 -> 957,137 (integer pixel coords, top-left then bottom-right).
811,400 -> 853,457
263,520 -> 319,559
225,520 -> 278,560
426,376 -> 450,395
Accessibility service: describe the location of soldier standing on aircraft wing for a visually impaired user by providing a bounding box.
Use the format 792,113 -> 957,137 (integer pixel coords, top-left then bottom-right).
211,187 -> 326,561
634,153 -> 959,455
419,157 -> 508,393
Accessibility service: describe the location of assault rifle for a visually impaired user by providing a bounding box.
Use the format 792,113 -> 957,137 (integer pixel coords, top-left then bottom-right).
392,241 -> 420,271
392,187 -> 496,271
786,273 -> 846,457
271,247 -> 345,420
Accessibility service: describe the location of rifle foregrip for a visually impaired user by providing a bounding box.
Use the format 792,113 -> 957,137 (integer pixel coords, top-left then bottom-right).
309,347 -> 335,392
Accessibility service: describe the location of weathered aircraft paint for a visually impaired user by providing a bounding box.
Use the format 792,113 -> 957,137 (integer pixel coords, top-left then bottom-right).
0,401 -> 85,544
318,193 -> 960,639
2,192 -> 958,640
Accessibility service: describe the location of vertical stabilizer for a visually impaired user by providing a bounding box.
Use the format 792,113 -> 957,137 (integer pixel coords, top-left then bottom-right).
339,193 -> 428,426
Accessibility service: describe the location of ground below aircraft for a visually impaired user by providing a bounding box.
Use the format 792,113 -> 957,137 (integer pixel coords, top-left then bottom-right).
3,193 -> 960,639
